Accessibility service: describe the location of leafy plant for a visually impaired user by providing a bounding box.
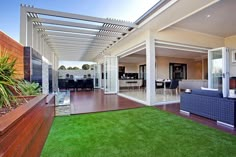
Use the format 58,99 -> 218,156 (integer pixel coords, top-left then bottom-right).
58,65 -> 66,70
17,80 -> 41,96
0,53 -> 18,108
67,67 -> 73,70
82,64 -> 90,70
72,66 -> 79,70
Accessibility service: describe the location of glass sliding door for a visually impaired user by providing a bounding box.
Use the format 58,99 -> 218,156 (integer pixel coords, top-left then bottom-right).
94,64 -> 101,88
104,56 -> 118,94
139,64 -> 146,87
208,47 -> 229,97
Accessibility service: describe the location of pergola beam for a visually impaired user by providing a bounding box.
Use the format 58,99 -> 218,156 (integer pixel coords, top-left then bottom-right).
47,41 -> 109,46
32,18 -> 129,34
50,44 -> 107,48
36,25 -> 123,38
24,6 -> 137,28
21,5 -> 136,61
47,37 -> 113,44
44,31 -> 118,41
53,48 -> 104,52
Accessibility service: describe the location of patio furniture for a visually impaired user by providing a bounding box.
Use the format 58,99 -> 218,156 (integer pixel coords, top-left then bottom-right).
84,78 -> 94,90
66,79 -> 76,91
76,79 -> 85,90
156,80 -> 164,94
119,79 -> 142,89
166,79 -> 179,95
180,89 -> 236,127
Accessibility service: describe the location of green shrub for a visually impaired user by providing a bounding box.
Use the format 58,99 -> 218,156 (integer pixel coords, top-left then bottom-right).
17,80 -> 41,96
82,64 -> 90,70
0,53 -> 18,108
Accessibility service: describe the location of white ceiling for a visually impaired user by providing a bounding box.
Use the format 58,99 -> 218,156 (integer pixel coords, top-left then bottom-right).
174,0 -> 236,37
119,47 -> 207,64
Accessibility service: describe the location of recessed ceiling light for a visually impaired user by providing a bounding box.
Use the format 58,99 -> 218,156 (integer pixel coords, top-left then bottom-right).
206,14 -> 211,18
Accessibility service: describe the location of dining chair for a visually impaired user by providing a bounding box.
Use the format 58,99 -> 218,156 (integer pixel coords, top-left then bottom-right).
167,79 -> 179,95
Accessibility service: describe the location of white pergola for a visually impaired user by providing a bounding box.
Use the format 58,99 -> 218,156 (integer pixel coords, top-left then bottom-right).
20,5 -> 137,61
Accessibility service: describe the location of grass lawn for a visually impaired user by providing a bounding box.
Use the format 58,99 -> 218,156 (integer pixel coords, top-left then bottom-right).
41,107 -> 236,157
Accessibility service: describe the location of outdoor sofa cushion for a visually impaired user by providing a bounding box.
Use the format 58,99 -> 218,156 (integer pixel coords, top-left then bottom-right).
191,89 -> 223,98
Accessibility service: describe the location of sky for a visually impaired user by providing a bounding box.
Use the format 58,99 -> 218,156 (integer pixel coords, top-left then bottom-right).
0,0 -> 159,67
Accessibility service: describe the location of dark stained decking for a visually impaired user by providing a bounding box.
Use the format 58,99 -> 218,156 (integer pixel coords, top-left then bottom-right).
69,89 -> 235,135
70,89 -> 143,114
156,103 -> 236,135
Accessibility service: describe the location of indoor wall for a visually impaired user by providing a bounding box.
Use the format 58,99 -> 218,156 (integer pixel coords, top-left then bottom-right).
119,63 -> 139,73
156,56 -> 204,80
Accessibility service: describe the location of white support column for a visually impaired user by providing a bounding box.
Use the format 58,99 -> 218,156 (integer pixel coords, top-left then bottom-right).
54,53 -> 59,91
41,36 -> 49,94
20,5 -> 27,45
39,32 -> 43,55
146,31 -> 156,105
33,27 -> 39,51
52,52 -> 58,92
42,56 -> 49,94
27,17 -> 33,47
38,31 -> 42,53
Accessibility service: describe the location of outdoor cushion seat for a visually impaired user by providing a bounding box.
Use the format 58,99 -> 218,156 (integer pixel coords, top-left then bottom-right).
180,90 -> 236,127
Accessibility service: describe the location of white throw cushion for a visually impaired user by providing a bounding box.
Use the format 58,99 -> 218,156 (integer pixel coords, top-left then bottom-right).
201,87 -> 218,91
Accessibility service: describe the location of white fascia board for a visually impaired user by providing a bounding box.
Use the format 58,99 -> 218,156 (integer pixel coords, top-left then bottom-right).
24,6 -> 137,28
156,45 -> 207,53
32,18 -> 129,34
138,0 -> 179,28
117,41 -> 146,58
155,40 -> 209,51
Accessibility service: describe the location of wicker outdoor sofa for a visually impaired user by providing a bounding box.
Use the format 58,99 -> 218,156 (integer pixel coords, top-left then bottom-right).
180,89 -> 236,128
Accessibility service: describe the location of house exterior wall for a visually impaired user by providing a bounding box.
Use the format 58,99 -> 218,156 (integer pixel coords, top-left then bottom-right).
0,31 -> 24,79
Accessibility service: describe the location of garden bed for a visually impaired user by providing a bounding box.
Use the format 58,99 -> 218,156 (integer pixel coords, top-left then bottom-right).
0,94 -> 55,157
0,96 -> 35,117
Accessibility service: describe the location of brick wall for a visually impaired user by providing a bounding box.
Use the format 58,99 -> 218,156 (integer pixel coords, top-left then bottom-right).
0,31 -> 24,79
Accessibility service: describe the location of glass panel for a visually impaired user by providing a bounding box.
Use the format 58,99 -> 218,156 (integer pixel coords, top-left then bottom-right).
104,57 -> 117,93
94,64 -> 101,88
210,50 -> 223,90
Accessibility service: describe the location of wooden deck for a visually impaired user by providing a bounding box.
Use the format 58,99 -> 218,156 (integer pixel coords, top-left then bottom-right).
156,103 -> 236,135
69,90 -> 235,135
70,89 -> 143,114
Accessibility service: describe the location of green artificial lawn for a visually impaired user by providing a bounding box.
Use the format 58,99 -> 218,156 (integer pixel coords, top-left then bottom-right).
41,107 -> 236,157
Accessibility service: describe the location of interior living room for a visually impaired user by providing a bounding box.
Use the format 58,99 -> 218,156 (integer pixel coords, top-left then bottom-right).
118,43 -> 208,104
